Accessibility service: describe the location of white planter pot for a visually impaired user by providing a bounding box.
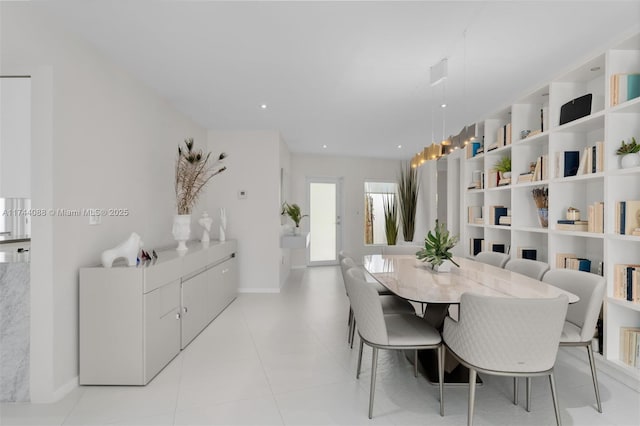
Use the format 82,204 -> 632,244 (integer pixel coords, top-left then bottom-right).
172,214 -> 191,252
433,259 -> 453,273
620,153 -> 640,169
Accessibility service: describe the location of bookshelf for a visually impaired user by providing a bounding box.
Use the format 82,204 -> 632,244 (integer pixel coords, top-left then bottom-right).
457,31 -> 640,389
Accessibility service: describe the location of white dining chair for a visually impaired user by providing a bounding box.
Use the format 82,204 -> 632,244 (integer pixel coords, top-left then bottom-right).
474,251 -> 510,268
542,269 -> 606,413
443,292 -> 568,426
340,258 -> 414,346
505,258 -> 550,280
345,268 -> 444,419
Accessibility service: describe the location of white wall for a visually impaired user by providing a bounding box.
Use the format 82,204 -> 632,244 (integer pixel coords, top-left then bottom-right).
279,139 -> 291,287
207,131 -> 282,292
1,4 -> 206,401
0,77 -> 31,198
290,154 -> 402,266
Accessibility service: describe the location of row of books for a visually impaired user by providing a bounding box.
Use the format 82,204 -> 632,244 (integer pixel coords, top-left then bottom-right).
576,142 -> 604,175
465,140 -> 482,159
496,123 -> 512,147
555,151 -> 580,178
555,253 -> 592,273
615,200 -> 640,236
613,264 -> 639,303
587,202 -> 605,233
610,73 -> 640,106
517,247 -> 537,260
469,238 -> 510,256
620,327 -> 640,368
488,205 -> 510,226
556,219 -> 588,232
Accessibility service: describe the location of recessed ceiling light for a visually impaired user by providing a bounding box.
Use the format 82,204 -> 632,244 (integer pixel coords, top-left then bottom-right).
260,104 -> 267,109
397,145 -> 402,149
322,144 -> 327,149
590,66 -> 600,72
441,103 -> 447,108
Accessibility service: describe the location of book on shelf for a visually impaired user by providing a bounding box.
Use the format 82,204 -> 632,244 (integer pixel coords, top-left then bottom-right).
467,206 -> 482,224
556,220 -> 588,232
498,177 -> 511,186
489,206 -> 509,225
470,238 -> 484,256
497,123 -> 512,147
465,141 -> 481,159
556,253 -> 591,272
615,200 -> 640,235
555,150 -> 580,178
531,154 -> 548,181
620,327 -> 640,368
517,247 -> 537,260
517,172 -> 534,184
613,264 -> 640,302
611,73 -> 640,106
576,142 -> 604,175
498,215 -> 511,226
487,169 -> 499,188
489,242 -> 507,254
587,202 -> 605,233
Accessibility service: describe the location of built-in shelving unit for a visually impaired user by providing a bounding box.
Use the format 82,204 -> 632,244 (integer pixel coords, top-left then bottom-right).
457,32 -> 640,389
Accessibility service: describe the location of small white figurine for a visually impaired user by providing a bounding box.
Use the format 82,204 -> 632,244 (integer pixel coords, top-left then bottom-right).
219,207 -> 227,242
101,232 -> 143,268
198,211 -> 213,243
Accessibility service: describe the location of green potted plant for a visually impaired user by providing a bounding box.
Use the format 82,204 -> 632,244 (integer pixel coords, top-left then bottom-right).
616,137 -> 640,169
174,138 -> 227,251
281,202 -> 308,234
383,194 -> 399,245
494,155 -> 512,179
398,162 -> 419,242
416,220 -> 460,272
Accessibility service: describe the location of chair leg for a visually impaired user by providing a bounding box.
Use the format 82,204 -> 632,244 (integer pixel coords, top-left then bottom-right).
586,345 -> 603,413
350,318 -> 356,348
513,377 -> 518,405
368,347 -> 379,419
347,305 -> 352,325
437,345 -> 444,417
468,368 -> 477,426
347,310 -> 353,344
414,349 -> 418,378
549,372 -> 562,426
526,377 -> 531,412
356,338 -> 364,379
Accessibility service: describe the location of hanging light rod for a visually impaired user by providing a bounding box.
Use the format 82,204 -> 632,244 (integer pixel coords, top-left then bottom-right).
430,58 -> 448,87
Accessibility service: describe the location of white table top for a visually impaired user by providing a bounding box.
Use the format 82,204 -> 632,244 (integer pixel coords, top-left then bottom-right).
363,255 -> 579,304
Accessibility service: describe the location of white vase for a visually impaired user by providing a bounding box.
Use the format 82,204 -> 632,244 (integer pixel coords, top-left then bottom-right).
172,214 -> 191,252
433,259 -> 452,273
501,171 -> 512,179
620,153 -> 640,169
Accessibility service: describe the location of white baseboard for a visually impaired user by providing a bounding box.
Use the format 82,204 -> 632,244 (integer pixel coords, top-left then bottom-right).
51,376 -> 78,403
291,265 -> 307,270
238,288 -> 281,294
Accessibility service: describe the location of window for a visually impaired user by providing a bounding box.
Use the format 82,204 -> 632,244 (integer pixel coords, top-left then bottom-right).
364,181 -> 397,245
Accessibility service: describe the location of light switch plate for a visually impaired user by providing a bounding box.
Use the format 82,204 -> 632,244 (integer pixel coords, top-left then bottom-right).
238,190 -> 248,199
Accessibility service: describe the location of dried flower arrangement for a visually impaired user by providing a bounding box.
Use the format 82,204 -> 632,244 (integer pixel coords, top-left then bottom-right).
531,187 -> 548,209
175,138 -> 227,215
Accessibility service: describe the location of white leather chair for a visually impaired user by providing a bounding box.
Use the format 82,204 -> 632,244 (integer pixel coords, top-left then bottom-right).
505,258 -> 550,280
340,258 -> 414,346
542,269 -> 606,413
345,268 -> 443,419
474,251 -> 510,268
339,250 -> 392,295
444,293 -> 568,426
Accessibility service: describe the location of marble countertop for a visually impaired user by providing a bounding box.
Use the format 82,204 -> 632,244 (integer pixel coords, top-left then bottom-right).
0,235 -> 31,245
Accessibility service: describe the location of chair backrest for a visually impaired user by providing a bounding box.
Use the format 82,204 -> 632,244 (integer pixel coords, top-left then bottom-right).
475,251 -> 510,268
443,293 -> 568,373
338,250 -> 353,264
381,245 -> 422,255
542,269 -> 605,342
345,268 -> 388,346
505,258 -> 550,281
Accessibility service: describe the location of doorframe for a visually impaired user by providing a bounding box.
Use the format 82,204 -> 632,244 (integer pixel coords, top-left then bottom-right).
305,176 -> 343,266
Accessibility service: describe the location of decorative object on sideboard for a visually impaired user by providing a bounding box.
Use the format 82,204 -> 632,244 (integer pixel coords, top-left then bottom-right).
532,187 -> 549,228
174,138 -> 227,251
198,211 -> 213,245
416,220 -> 460,273
281,202 -> 308,235
520,129 -> 531,139
616,137 -> 640,169
101,232 -> 144,268
566,207 -> 580,221
219,207 -> 227,242
383,193 -> 398,245
398,161 -> 419,242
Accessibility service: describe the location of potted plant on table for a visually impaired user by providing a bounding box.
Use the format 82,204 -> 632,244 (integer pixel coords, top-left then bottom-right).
416,220 -> 460,272
281,202 -> 308,234
174,138 -> 227,251
616,137 -> 640,169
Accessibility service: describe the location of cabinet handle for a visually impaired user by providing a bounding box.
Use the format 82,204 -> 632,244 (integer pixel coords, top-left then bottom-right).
176,313 -> 181,320
183,306 -> 188,313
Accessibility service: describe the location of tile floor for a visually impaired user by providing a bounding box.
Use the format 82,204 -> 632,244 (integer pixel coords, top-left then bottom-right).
2,266 -> 639,425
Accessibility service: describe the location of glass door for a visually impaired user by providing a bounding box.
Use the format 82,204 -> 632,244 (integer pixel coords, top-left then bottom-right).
307,177 -> 342,266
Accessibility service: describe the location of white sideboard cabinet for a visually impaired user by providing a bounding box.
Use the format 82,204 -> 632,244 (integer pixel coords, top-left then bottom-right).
79,240 -> 237,385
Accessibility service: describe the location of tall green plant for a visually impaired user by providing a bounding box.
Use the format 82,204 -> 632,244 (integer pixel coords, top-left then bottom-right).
383,194 -> 398,245
398,162 -> 419,242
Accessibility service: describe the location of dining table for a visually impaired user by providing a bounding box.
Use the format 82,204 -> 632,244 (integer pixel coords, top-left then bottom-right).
362,254 -> 579,384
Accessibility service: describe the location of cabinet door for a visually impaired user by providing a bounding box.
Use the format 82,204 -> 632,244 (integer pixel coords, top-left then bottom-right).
181,269 -> 210,348
144,279 -> 181,383
207,257 -> 238,321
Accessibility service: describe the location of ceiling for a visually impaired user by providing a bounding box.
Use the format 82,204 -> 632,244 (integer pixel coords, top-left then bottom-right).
39,1 -> 640,160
